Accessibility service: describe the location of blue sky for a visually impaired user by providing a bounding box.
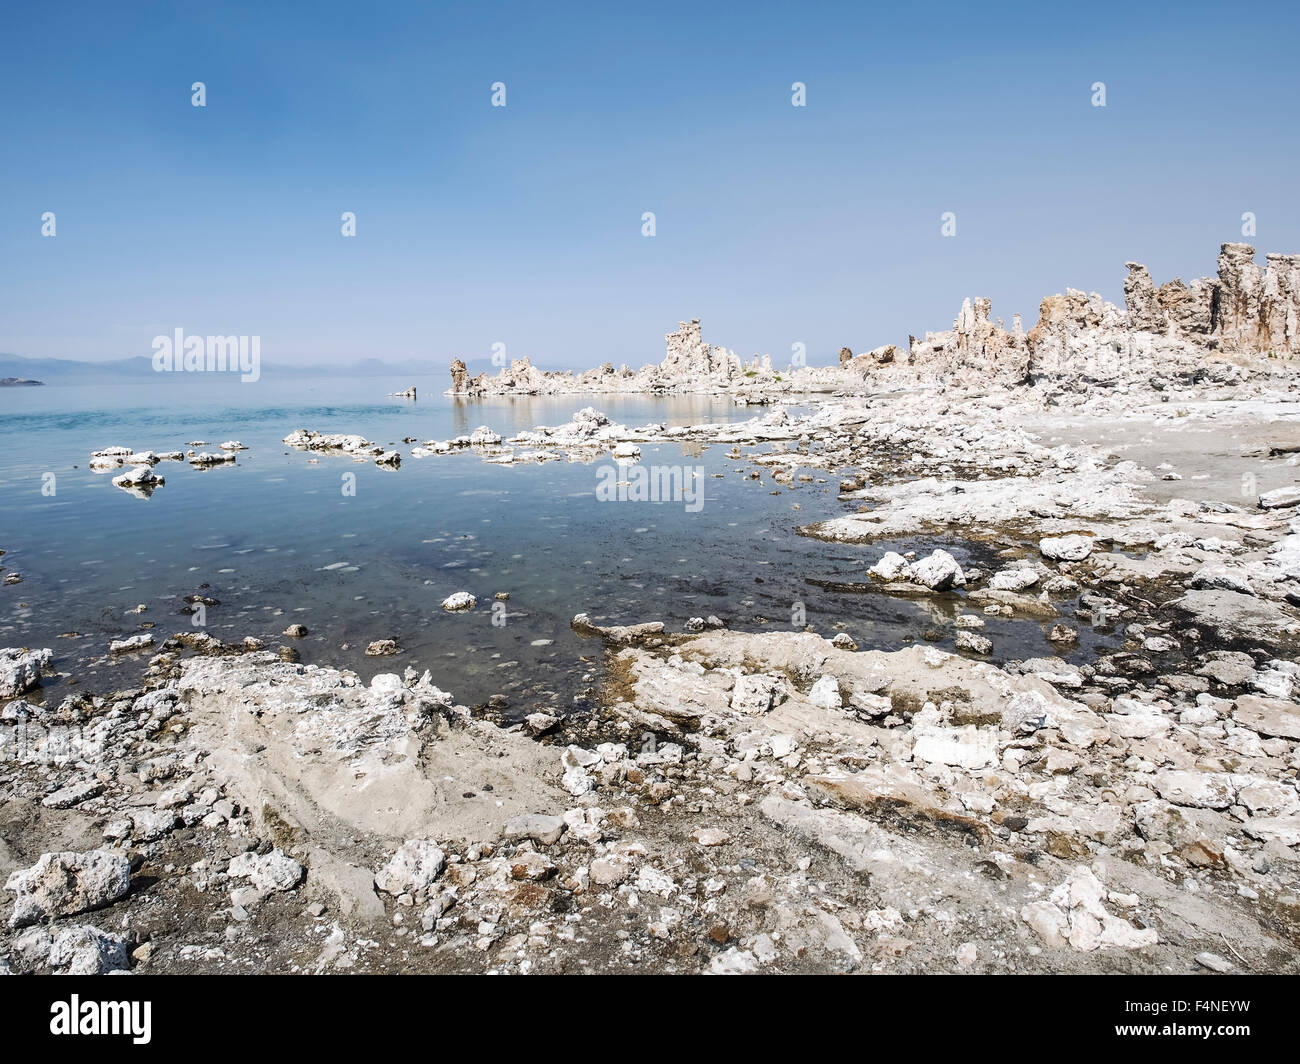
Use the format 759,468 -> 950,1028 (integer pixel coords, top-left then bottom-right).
2,0 -> 1298,368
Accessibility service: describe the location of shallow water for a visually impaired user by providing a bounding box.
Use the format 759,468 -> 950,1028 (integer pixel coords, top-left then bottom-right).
1,375 -> 1105,713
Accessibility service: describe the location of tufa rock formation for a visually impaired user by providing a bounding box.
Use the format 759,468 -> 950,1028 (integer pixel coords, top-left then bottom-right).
449,358 -> 469,393
898,244 -> 1298,386
904,298 -> 1027,383
660,318 -> 744,382
1123,244 -> 1300,353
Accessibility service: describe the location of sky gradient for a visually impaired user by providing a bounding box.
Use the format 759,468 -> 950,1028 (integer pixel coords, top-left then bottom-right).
2,0 -> 1298,368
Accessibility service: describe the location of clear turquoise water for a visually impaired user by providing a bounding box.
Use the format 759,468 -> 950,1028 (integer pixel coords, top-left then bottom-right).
0,375 -> 1086,715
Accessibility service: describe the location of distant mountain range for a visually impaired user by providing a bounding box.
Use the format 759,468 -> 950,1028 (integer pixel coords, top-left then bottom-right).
0,353 -> 517,382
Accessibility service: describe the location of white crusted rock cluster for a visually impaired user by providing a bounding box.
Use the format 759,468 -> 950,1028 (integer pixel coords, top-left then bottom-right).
591,623 -> 1300,966
412,426 -> 504,456
447,319 -> 848,398
89,445 -> 185,495
283,428 -> 399,467
90,444 -> 241,492
189,451 -> 236,466
901,297 -> 1029,384
89,446 -> 185,471
868,549 -> 967,591
111,465 -> 165,495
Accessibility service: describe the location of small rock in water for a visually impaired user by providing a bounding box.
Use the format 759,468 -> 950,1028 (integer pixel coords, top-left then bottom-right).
525,711 -> 558,734
911,549 -> 967,591
869,551 -> 913,582
989,567 -> 1039,592
954,631 -> 992,655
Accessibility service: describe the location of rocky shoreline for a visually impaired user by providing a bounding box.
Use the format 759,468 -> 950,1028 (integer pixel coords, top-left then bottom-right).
2,572 -> 1298,973
2,244 -> 1299,975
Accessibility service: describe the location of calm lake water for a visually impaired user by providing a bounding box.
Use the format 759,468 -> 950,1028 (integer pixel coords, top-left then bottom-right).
0,374 -> 1096,715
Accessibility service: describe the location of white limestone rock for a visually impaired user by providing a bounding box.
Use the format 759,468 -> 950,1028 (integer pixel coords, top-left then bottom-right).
731,673 -> 786,714
1259,486 -> 1300,510
805,675 -> 841,711
869,551 -> 913,581
989,567 -> 1039,592
1039,535 -> 1093,562
5,849 -> 131,928
49,924 -> 131,975
910,549 -> 967,591
374,840 -> 445,896
111,465 -> 164,490
0,647 -> 52,698
1154,769 -> 1235,809
226,849 -> 304,897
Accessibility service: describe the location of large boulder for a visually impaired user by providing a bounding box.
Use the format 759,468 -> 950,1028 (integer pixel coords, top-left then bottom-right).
5,850 -> 131,928
910,549 -> 966,591
0,647 -> 52,698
